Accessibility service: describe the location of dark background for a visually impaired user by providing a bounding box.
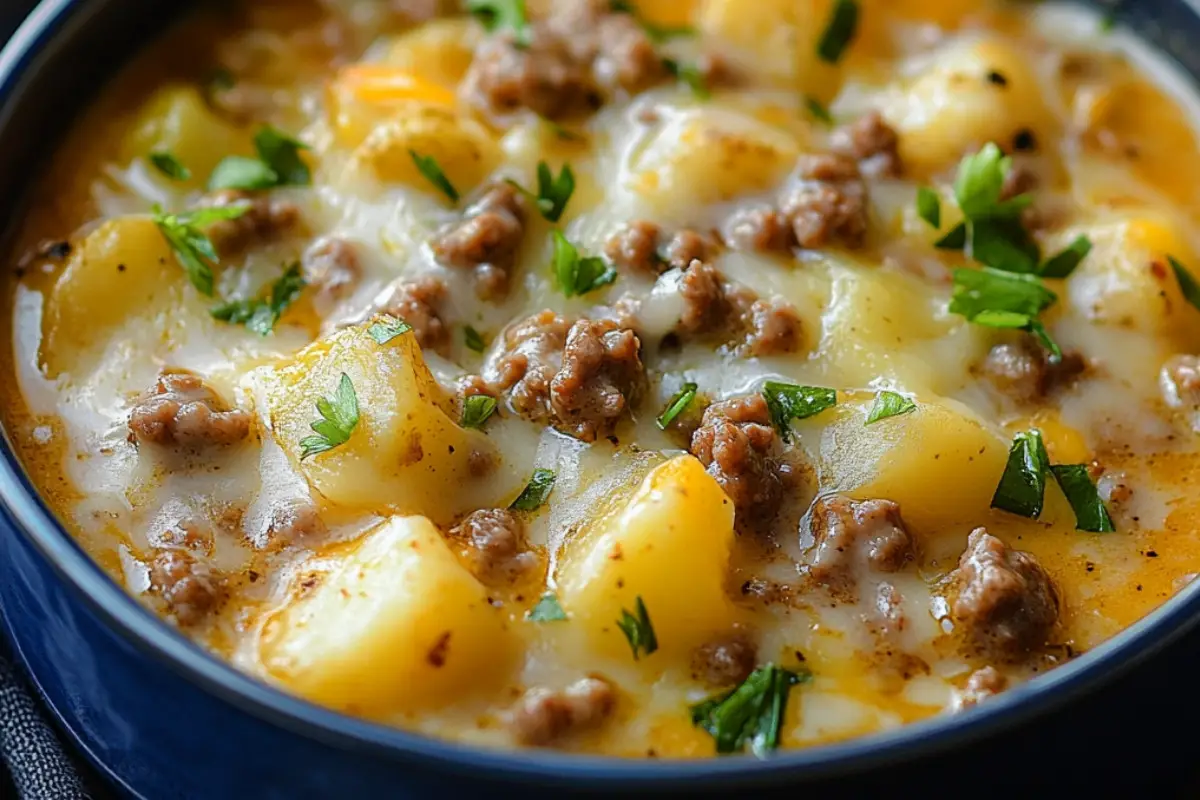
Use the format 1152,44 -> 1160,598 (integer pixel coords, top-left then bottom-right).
0,1 -> 1198,797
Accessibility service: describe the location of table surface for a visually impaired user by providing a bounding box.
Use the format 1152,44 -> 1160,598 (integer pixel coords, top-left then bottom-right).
1,2 -> 1199,797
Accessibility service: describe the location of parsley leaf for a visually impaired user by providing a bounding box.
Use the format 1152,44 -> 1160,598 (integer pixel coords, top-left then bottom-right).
970,216 -> 1040,274
656,382 -> 698,430
948,268 -> 1062,359
991,429 -> 1050,518
527,592 -> 568,622
1168,255 -> 1200,312
367,314 -> 413,345
409,150 -> 459,203
663,58 -> 711,99
1051,465 -> 1116,533
462,395 -> 498,429
865,390 -> 916,425
299,373 -> 360,460
151,202 -> 251,296
954,143 -> 1031,221
210,263 -> 305,335
616,596 -> 658,660
761,382 -> 837,443
691,664 -> 810,757
804,96 -> 833,125
817,0 -> 859,64
552,231 -> 617,297
464,325 -> 486,353
917,187 -> 941,229
511,468 -> 556,511
208,126 -> 310,191
208,156 -> 278,191
467,0 -> 531,44
935,221 -> 968,250
150,151 -> 192,182
1038,235 -> 1093,279
508,161 -> 575,222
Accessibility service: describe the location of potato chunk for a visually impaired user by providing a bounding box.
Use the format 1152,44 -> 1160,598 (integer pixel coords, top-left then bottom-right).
558,455 -> 737,660
263,320 -> 498,519
262,515 -> 516,715
121,85 -> 250,181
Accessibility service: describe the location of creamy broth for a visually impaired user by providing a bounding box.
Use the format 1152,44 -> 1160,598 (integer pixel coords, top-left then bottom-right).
6,0 -> 1200,757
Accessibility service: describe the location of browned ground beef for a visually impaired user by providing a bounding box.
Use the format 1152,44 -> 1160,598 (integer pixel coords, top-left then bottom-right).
603,221 -> 717,276
431,183 -> 528,299
690,394 -> 790,534
301,237 -> 361,306
377,276 -> 449,353
201,190 -> 301,255
669,261 -> 803,356
722,206 -> 793,253
677,260 -> 730,336
951,528 -> 1059,659
449,508 -> 535,581
128,371 -> 252,451
806,495 -> 915,599
509,677 -> 616,746
483,310 -> 571,420
780,154 -> 869,250
979,339 -> 1087,404
955,666 -> 1008,710
734,296 -> 804,357
692,633 -> 758,687
549,319 -> 645,442
148,549 -> 221,626
831,110 -> 903,178
265,499 -> 327,546
463,0 -> 664,119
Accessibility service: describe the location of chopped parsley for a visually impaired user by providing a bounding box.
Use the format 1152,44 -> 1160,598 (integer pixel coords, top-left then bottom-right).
916,187 -> 941,229
943,143 -> 1040,273
508,161 -> 575,222
1051,465 -> 1115,533
663,58 -> 711,100
608,1 -> 694,42
409,150 -> 459,203
299,373 -> 360,460
615,596 -> 658,660
526,592 -> 568,622
552,231 -> 617,297
817,0 -> 859,64
151,202 -> 251,296
464,325 -> 487,353
209,126 -> 310,191
865,391 -> 916,425
690,664 -> 810,757
935,222 -> 967,250
511,468 -> 556,511
461,395 -> 498,429
210,263 -> 306,336
149,151 -> 191,182
761,382 -> 837,444
804,96 -> 833,125
948,268 -> 1062,361
1168,256 -> 1200,312
367,314 -> 413,345
466,0 -> 531,44
991,429 -> 1051,519
656,382 -> 698,430
1038,235 -> 1093,280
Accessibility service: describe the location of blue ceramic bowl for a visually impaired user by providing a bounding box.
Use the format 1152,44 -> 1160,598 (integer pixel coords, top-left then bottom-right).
4,1 -> 1200,797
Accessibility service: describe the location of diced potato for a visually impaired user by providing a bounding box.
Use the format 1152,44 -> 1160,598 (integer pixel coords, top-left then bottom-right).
328,66 -> 458,148
263,320 -> 498,519
382,19 -> 479,88
698,0 -> 841,99
557,455 -> 738,661
880,38 -> 1056,176
347,102 -> 500,197
121,85 -> 251,181
625,108 -> 801,222
261,515 -> 517,715
41,217 -> 181,375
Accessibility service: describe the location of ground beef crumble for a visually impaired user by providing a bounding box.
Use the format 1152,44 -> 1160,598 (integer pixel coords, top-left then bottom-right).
148,549 -> 222,626
449,508 -> 536,581
200,190 -> 301,255
604,221 -> 718,276
805,495 -> 915,600
301,237 -> 362,308
375,276 -> 450,353
128,371 -> 252,451
831,110 -> 903,178
979,339 -> 1087,405
431,182 -> 528,300
692,633 -> 758,687
508,676 -> 616,746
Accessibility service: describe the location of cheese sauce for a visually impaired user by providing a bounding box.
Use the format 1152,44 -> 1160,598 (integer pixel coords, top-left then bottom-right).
5,0 -> 1200,757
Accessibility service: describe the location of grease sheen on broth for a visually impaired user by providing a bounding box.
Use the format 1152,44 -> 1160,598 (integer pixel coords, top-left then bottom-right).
6,0 -> 1200,757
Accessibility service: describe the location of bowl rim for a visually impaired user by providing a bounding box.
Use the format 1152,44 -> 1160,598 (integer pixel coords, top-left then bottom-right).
5,0 -> 1200,788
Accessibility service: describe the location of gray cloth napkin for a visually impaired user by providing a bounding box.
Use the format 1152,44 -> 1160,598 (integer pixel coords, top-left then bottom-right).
0,641 -> 90,800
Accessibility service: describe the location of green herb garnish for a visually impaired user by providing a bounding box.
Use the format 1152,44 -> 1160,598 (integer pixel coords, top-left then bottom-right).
464,325 -> 486,353
663,58 -> 711,99
656,382 -> 698,430
552,231 -> 617,297
1169,256 -> 1200,312
511,468 -> 556,511
817,0 -> 859,64
208,157 -> 278,191
1051,465 -> 1115,533
761,382 -> 837,443
466,0 -> 531,44
461,395 -> 498,429
1038,235 -> 1093,280
409,150 -> 459,203
935,221 -> 967,250
917,187 -> 941,229
208,126 -> 310,191
865,391 -> 916,425
991,429 -> 1050,518
151,202 -> 251,296
150,151 -> 191,182
615,596 -> 658,660
804,96 -> 833,125
527,592 -> 568,622
691,664 -> 810,757
948,268 -> 1062,361
299,373 -> 360,460
210,263 -> 305,335
508,161 -> 575,222
367,314 -> 413,345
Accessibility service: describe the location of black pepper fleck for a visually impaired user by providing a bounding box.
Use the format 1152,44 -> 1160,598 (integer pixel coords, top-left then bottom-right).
986,70 -> 1009,87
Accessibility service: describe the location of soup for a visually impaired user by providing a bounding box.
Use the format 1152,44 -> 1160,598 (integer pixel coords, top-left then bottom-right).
5,0 -> 1200,758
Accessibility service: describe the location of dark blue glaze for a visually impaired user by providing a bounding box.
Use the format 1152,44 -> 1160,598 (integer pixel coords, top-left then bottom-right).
3,1 -> 1200,797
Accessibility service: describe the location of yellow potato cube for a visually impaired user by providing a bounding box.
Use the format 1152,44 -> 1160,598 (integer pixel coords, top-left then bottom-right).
261,515 -> 517,716
121,85 -> 251,181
